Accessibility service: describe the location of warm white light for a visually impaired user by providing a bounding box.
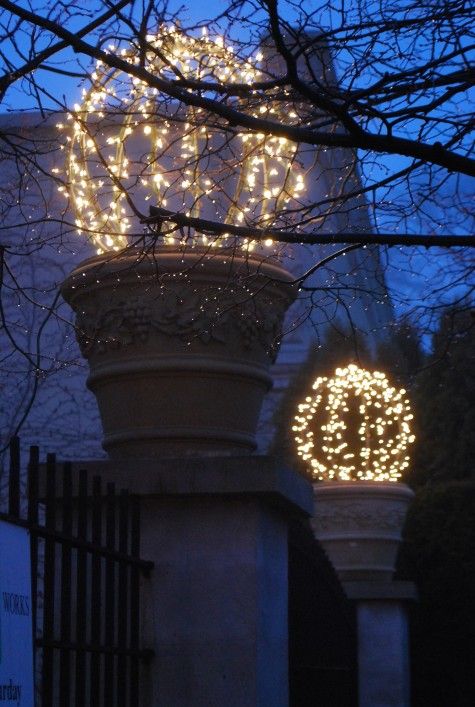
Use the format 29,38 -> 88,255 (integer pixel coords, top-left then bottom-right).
293,364 -> 415,482
61,26 -> 306,253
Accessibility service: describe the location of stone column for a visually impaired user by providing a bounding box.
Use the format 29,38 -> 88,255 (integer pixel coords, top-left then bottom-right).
344,581 -> 416,707
61,249 -> 308,705
80,455 -> 314,707
312,483 -> 416,706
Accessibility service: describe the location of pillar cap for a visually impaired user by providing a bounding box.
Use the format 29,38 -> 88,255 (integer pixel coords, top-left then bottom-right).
67,455 -> 314,518
342,580 -> 418,601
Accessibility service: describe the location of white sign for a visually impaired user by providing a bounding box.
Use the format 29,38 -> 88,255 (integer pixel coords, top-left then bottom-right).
0,521 -> 34,706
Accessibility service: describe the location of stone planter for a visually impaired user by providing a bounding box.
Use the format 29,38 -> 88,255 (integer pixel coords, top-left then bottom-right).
61,247 -> 295,458
312,482 -> 414,582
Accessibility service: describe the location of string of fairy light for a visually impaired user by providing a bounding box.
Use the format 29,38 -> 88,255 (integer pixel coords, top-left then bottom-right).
293,364 -> 415,482
56,26 -> 308,254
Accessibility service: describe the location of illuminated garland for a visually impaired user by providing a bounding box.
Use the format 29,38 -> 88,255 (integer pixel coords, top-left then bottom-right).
293,364 -> 415,482
57,26 -> 307,253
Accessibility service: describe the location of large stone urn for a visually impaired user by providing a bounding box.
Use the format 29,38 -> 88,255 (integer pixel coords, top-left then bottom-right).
61,247 -> 295,458
312,481 -> 414,582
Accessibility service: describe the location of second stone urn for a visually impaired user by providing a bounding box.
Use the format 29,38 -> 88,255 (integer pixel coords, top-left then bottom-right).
312,481 -> 414,582
61,246 -> 296,458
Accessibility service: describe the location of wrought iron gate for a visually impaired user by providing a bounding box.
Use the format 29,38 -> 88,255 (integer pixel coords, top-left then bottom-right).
288,518 -> 358,707
1,437 -> 153,706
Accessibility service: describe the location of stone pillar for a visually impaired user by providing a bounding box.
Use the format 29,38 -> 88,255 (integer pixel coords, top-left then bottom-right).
61,249 -> 307,705
312,484 -> 416,706
344,581 -> 417,707
80,455 -> 314,707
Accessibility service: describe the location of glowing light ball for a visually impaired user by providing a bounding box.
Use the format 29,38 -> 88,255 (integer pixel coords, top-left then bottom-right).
58,26 -> 307,253
293,364 -> 415,482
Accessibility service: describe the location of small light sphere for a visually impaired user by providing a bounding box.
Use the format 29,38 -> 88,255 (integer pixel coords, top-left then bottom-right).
293,363 -> 415,482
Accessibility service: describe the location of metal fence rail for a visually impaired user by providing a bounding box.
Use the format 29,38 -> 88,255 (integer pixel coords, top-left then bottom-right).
1,437 -> 153,706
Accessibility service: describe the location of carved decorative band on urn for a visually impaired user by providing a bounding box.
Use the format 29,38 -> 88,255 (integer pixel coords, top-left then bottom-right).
61,247 -> 296,458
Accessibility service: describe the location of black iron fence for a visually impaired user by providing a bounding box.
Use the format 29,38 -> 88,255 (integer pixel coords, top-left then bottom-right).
0,437 -> 153,706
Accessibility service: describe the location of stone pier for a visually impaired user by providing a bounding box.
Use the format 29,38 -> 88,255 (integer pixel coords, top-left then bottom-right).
344,581 -> 417,707
79,455 -> 313,707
